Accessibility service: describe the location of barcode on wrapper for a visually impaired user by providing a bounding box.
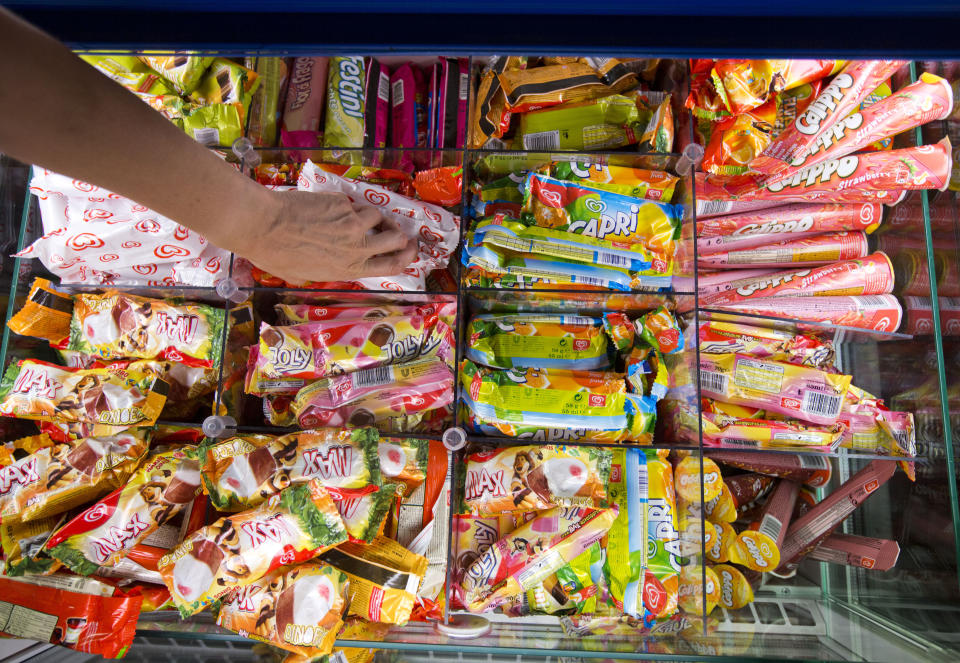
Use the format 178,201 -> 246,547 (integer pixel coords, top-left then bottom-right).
798,454 -> 830,470
193,127 -> 220,145
758,514 -> 783,543
637,459 -> 649,495
352,365 -> 395,389
523,130 -> 560,151
700,370 -> 729,395
597,252 -> 631,268
574,275 -> 606,287
801,390 -> 842,419
696,200 -> 734,217
392,79 -> 405,107
378,72 -> 390,102
459,73 -> 469,100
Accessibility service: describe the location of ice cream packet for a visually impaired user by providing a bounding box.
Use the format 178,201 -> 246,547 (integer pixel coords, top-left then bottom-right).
518,94 -> 641,151
7,277 -> 74,346
697,320 -> 834,368
81,54 -> 173,95
376,437 -> 428,496
160,479 -> 347,617
70,292 -> 225,368
1,515 -> 64,576
139,54 -> 214,94
245,57 -> 289,147
189,58 -> 261,121
281,57 -> 328,150
549,162 -> 679,203
462,445 -> 611,514
216,562 -> 350,658
201,428 -> 381,511
45,446 -> 202,576
632,89 -> 675,153
499,60 -> 638,113
702,411 -> 845,451
323,56 -> 366,151
0,430 -> 149,523
0,359 -> 168,437
335,483 -> 397,543
465,314 -> 611,371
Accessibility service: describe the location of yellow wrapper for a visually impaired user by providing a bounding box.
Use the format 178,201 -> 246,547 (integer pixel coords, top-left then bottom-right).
6,278 -> 73,346
704,483 -> 737,524
674,456 -> 723,503
705,522 -> 737,564
678,565 -> 721,617
1,515 -> 63,576
712,563 -> 755,609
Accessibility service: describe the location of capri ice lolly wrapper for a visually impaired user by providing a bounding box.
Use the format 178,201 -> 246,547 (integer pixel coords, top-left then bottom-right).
698,231 -> 869,269
461,505 -> 617,613
550,162 -> 679,202
216,562 -> 350,658
466,314 -> 610,371
69,293 -> 225,368
462,445 -> 611,514
45,447 -> 202,576
160,480 -> 347,617
0,360 -> 168,437
200,428 -> 381,511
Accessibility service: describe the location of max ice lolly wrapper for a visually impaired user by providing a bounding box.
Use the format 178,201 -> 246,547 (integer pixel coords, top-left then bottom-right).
45,447 -> 201,576
200,428 -> 381,511
808,532 -> 900,570
466,314 -> 610,371
376,437 -> 428,496
69,292 -> 225,368
550,162 -> 679,203
335,483 -> 396,543
0,431 -> 148,523
728,479 -> 800,572
460,505 -> 617,613
707,294 -> 903,333
160,480 -> 347,617
323,57 -> 366,150
7,278 -> 73,345
699,231 -> 869,269
217,563 -> 349,658
708,449 -> 833,487
462,445 -> 611,514
751,60 -> 908,175
775,460 -> 896,574
281,57 -> 328,149
0,360 -> 167,437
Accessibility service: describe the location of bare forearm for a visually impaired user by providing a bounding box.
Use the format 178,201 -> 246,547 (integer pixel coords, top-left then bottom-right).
0,8 -> 273,254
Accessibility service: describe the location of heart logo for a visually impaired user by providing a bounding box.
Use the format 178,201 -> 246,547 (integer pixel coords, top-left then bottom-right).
174,225 -> 190,241
67,233 -> 105,251
155,244 -> 190,259
99,254 -> 119,262
133,264 -> 158,275
364,190 -> 389,206
121,241 -> 142,249
136,219 -> 161,233
380,281 -> 402,291
419,226 -> 442,243
422,207 -> 441,222
131,204 -> 148,213
107,192 -> 122,199
72,180 -> 96,193
87,197 -> 106,203
83,208 -> 113,221
83,502 -> 110,522
539,188 -> 562,207
205,257 -> 221,273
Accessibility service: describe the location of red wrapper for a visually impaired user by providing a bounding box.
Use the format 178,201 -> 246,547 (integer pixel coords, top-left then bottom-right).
775,460 -> 896,574
699,231 -> 869,269
697,268 -> 779,296
751,60 -> 908,175
711,60 -> 841,117
808,532 -> 900,571
700,252 -> 895,307
707,294 -> 903,333
708,450 -> 832,487
696,172 -> 906,211
903,296 -> 960,336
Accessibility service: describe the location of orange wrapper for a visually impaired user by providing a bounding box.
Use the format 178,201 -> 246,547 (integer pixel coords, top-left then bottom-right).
711,60 -> 842,117
413,166 -> 462,207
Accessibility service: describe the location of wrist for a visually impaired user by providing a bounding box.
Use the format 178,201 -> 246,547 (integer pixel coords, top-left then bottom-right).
212,181 -> 281,257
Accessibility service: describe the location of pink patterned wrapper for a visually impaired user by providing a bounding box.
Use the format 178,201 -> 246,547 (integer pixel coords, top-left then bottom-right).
697,269 -> 780,296
699,231 -> 869,269
750,60 -> 909,175
697,202 -> 882,254
275,302 -> 457,326
808,533 -> 900,571
706,295 -> 903,333
695,172 -> 905,212
699,253 -> 895,307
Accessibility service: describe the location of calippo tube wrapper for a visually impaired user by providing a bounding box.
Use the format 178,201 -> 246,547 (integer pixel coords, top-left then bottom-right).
710,60 -> 843,117
0,431 -> 149,523
674,454 -> 723,504
705,521 -> 737,563
200,428 -> 381,511
808,532 -> 900,571
702,412 -> 845,451
323,57 -> 366,150
281,57 -> 328,150
775,460 -> 896,574
728,479 -> 800,572
70,292 -> 225,368
461,505 -> 617,613
702,96 -> 778,176
697,268 -> 779,296
216,562 -> 349,658
460,360 -> 657,444
499,60 -> 638,114
697,320 -> 835,368
697,202 -> 882,254
699,231 -> 869,269
160,479 -> 347,617
708,449 -> 833,487
335,482 -> 396,543
550,161 -> 679,203
0,575 -> 141,657
462,445 -> 612,514
678,564 -> 721,617
465,314 -> 611,371
45,447 -> 202,576
699,252 -> 895,307
699,352 -> 852,425
7,277 -> 73,346
751,60 -> 908,175
711,563 -> 756,610
0,359 -> 168,437
708,294 -> 903,333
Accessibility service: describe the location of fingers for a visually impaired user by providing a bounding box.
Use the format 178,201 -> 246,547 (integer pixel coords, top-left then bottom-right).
351,204 -> 385,235
362,228 -> 411,256
359,240 -> 419,277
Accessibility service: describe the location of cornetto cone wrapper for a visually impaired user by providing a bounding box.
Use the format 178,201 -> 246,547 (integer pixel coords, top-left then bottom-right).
808,532 -> 900,571
728,479 -> 801,572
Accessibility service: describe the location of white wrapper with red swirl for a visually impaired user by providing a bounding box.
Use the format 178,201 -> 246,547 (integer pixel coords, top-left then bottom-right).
298,160 -> 460,291
17,168 -> 231,286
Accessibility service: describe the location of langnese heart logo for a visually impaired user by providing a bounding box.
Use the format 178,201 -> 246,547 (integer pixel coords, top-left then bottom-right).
419,226 -> 442,243
155,245 -> 190,259
364,189 -> 389,206
67,233 -> 105,251
132,263 -> 158,275
83,208 -> 113,221
588,394 -> 606,408
136,219 -> 161,233
174,225 -> 190,241
121,241 -> 142,249
205,257 -> 221,273
99,254 -> 119,262
422,207 -> 441,222
72,180 -> 96,193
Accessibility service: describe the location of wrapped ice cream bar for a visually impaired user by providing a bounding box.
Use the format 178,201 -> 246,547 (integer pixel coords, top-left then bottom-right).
334,483 -> 397,543
461,505 -> 617,614
808,532 -> 900,571
775,460 -> 896,575
7,278 -> 73,346
0,431 -> 149,523
728,479 -> 800,572
200,428 -> 381,511
697,268 -> 779,297
699,231 -> 869,269
708,449 -> 833,487
465,314 -> 610,371
245,57 -> 289,147
323,57 -> 366,151
46,447 -> 201,576
697,320 -> 834,368
0,359 -> 168,438
751,60 -> 908,175
705,521 -> 738,564
499,61 -> 638,113
216,562 -> 349,658
376,437 -> 428,496
1,515 -> 63,576
363,59 -> 391,154
678,564 -> 721,617
518,94 -> 641,151
190,58 -> 260,114
725,472 -> 777,511
160,479 -> 347,617
795,486 -> 818,518
463,445 -> 611,514
702,411 -> 845,451
674,455 -> 723,503
711,563 -> 757,610
699,253 -> 895,307
699,353 -> 852,425
709,59 -> 843,117
281,57 -> 328,150
139,54 -> 214,95
708,294 -> 903,333
550,161 -> 679,202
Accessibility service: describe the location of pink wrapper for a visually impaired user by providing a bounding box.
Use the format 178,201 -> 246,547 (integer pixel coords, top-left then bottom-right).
808,533 -> 900,571
775,460 -> 896,574
700,253 -> 895,307
751,60 -> 908,175
697,269 -> 779,296
697,202 -> 882,254
706,295 -> 903,333
902,296 -> 960,336
699,231 -> 869,269
280,57 -> 329,150
695,172 -> 906,209
275,302 -> 456,325
390,63 -> 428,172
364,59 -> 391,155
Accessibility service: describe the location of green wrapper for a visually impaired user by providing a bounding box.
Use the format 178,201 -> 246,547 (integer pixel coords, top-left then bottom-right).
139,54 -> 214,95
323,57 -> 366,154
518,95 -> 641,151
335,483 -> 397,543
189,58 -> 261,121
81,55 -> 172,95
478,174 -> 525,203
1,515 -> 63,576
244,57 -> 289,147
465,314 -> 610,371
181,102 -> 244,146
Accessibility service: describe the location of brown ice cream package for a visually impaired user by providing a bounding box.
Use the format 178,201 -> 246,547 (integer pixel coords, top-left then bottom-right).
462,445 -> 612,515
0,429 -> 149,523
808,532 -> 900,571
161,479 -> 347,617
450,514 -> 518,609
707,450 -> 832,487
728,479 -> 800,573
216,562 -> 350,658
200,428 -> 381,511
6,277 -> 73,346
45,446 -> 203,576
